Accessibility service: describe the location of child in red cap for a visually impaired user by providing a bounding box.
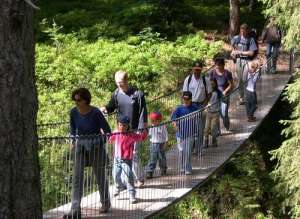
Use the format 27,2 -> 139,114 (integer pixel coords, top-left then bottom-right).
146,111 -> 168,178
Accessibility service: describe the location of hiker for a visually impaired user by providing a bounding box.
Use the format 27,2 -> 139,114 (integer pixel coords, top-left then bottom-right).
204,79 -> 222,147
171,91 -> 200,175
146,111 -> 168,179
245,61 -> 261,122
109,115 -> 147,204
64,88 -> 111,219
231,23 -> 258,105
261,17 -> 282,74
182,60 -> 211,154
210,58 -> 234,132
101,70 -> 148,187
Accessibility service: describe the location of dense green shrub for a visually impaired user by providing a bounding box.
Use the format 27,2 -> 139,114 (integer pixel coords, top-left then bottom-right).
36,24 -> 222,124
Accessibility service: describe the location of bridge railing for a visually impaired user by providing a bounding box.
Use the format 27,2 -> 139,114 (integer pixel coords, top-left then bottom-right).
38,57 -> 284,218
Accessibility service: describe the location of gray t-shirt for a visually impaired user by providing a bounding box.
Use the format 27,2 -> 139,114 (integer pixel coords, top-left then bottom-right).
231,35 -> 258,59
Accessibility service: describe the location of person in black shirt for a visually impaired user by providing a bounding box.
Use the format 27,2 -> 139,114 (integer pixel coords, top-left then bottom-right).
101,70 -> 148,187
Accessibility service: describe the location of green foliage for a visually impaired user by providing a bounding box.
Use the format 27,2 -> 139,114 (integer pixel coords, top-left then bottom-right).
258,0 -> 300,217
36,23 -> 222,125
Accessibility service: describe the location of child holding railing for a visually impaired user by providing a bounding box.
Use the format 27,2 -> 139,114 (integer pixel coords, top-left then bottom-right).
245,61 -> 261,122
109,115 -> 147,204
204,79 -> 222,147
146,111 -> 168,179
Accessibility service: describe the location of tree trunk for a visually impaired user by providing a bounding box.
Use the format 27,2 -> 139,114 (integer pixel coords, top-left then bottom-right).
0,1 -> 42,219
229,0 -> 240,38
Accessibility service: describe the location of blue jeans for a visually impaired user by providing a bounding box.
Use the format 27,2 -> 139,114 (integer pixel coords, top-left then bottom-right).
71,144 -> 110,211
177,136 -> 194,173
266,43 -> 280,73
245,90 -> 257,117
220,96 -> 230,130
113,158 -> 135,198
147,143 -> 167,173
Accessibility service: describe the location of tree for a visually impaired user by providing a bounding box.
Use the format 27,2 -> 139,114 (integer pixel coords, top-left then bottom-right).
258,0 -> 300,217
0,0 -> 42,218
229,0 -> 240,38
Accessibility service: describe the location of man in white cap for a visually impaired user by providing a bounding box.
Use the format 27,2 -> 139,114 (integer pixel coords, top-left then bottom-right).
101,70 -> 148,187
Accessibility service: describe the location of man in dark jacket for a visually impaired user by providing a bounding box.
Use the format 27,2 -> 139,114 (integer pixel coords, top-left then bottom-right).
101,70 -> 148,187
261,17 -> 282,74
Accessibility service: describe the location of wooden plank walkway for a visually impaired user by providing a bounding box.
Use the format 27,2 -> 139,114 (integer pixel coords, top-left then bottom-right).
44,71 -> 291,219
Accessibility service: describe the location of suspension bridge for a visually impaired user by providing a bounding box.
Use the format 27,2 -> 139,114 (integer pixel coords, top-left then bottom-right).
38,54 -> 293,219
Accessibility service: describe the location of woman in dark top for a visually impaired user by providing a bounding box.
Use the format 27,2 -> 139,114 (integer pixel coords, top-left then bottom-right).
64,88 -> 111,219
210,58 -> 234,132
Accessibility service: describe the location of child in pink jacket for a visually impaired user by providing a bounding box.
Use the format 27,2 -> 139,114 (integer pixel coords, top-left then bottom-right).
109,115 -> 147,204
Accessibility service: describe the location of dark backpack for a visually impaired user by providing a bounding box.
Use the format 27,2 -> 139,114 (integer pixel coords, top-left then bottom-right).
267,26 -> 281,43
211,70 -> 231,91
187,74 -> 208,101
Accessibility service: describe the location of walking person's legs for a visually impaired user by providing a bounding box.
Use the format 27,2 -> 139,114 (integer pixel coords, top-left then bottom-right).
132,142 -> 145,187
91,146 -> 111,212
64,145 -> 85,219
146,143 -> 159,178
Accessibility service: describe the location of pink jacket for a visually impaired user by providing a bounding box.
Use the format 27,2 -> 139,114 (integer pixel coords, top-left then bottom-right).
109,130 -> 147,160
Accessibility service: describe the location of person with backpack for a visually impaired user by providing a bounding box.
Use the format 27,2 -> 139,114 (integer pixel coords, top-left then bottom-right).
210,58 -> 234,132
261,17 -> 282,74
101,70 -> 148,187
204,78 -> 222,147
182,60 -> 211,155
231,23 -> 258,105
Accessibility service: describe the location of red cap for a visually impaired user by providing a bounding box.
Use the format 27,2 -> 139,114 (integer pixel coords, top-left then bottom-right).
149,112 -> 162,121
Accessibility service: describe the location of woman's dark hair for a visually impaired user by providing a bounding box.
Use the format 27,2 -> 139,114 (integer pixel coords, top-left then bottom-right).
214,57 -> 225,66
71,88 -> 91,105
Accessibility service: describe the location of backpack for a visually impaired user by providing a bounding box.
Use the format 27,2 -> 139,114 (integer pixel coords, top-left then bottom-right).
267,26 -> 281,43
187,74 -> 208,101
211,70 -> 231,91
235,31 -> 258,60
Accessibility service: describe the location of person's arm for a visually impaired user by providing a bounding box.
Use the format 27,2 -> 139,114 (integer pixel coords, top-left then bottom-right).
97,110 -> 111,134
140,92 -> 148,127
69,109 -> 76,148
102,91 -> 117,114
182,76 -> 188,91
261,27 -> 267,43
223,72 -> 234,95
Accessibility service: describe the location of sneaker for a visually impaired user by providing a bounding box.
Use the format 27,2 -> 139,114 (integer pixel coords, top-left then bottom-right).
130,197 -> 137,204
136,180 -> 144,188
248,116 -> 256,122
239,98 -> 245,105
146,172 -> 153,179
63,209 -> 81,219
160,169 -> 167,176
99,202 -> 111,213
185,171 -> 192,175
114,189 -> 120,197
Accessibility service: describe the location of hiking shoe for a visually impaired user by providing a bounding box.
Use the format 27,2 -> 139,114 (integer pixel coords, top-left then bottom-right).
185,171 -> 192,175
99,202 -> 111,213
63,209 -> 81,219
160,169 -> 167,176
136,180 -> 144,188
146,172 -> 153,179
130,197 -> 137,204
248,116 -> 256,122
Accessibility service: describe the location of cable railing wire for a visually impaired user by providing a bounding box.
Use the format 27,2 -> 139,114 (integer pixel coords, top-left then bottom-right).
39,55 -> 291,219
